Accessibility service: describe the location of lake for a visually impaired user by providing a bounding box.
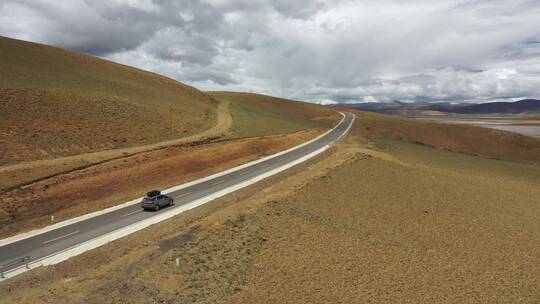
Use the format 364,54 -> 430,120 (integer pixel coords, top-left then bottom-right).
415,117 -> 540,137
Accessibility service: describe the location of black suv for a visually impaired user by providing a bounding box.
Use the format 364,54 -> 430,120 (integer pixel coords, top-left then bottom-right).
141,190 -> 174,211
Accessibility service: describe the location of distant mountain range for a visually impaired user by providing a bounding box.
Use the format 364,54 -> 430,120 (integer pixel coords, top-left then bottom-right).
333,99 -> 540,115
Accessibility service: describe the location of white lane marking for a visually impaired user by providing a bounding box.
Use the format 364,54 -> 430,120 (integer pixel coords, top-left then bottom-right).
121,209 -> 142,218
0,114 -> 353,281
176,192 -> 191,198
239,171 -> 250,176
43,231 -> 80,244
211,180 -> 225,186
0,114 -> 346,248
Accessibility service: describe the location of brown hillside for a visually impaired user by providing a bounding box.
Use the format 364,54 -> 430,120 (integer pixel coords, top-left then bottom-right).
0,36 -> 217,165
3,126 -> 539,303
352,110 -> 540,164
209,92 -> 340,137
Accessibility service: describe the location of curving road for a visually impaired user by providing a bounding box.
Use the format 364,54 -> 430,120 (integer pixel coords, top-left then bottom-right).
0,112 -> 354,280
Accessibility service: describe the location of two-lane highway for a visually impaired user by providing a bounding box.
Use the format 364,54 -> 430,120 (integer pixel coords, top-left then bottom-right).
0,112 -> 354,279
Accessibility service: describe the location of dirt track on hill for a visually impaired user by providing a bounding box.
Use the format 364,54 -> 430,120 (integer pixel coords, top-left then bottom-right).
2,113 -> 539,303
0,129 -> 359,304
0,99 -> 232,191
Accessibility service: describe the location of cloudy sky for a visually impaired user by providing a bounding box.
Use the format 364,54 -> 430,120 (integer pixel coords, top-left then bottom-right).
1,0 -> 540,104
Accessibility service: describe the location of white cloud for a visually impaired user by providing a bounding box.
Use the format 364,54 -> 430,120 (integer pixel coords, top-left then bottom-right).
1,0 -> 540,103
319,99 -> 339,105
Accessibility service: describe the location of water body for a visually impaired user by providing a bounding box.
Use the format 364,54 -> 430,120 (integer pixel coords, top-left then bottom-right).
472,124 -> 540,137
416,118 -> 540,137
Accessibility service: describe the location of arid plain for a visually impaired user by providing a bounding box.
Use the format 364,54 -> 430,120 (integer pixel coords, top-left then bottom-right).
2,111 -> 539,303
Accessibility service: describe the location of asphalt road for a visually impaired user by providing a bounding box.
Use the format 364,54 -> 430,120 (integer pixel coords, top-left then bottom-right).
0,112 -> 354,276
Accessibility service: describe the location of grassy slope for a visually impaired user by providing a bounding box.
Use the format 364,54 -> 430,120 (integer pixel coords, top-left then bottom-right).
0,36 -> 341,168
209,92 -> 340,137
227,139 -> 540,303
353,110 -> 540,164
0,36 -> 217,165
3,115 -> 539,303
0,130 -> 320,237
2,111 -> 540,303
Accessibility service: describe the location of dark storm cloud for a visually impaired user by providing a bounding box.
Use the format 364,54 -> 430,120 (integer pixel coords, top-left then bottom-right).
0,0 -> 166,55
1,0 -> 540,103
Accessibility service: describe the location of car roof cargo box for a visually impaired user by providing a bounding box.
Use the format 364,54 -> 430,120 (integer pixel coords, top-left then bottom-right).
146,190 -> 161,197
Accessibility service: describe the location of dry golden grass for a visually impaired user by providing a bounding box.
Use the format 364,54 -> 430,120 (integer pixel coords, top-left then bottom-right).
3,89 -> 540,303
0,37 -> 339,194
3,114 -> 539,303
209,91 -> 341,137
226,135 -> 540,303
0,129 -> 320,238
0,98 -> 232,192
0,36 -> 217,165
0,134 -> 355,304
0,38 -> 339,192
352,110 -> 540,164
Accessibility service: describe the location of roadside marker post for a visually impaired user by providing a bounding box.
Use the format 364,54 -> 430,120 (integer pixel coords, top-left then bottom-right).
23,256 -> 30,269
0,114 -> 353,281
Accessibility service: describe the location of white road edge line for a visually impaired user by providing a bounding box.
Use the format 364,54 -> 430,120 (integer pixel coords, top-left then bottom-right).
0,113 -> 353,281
0,113 -> 346,248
